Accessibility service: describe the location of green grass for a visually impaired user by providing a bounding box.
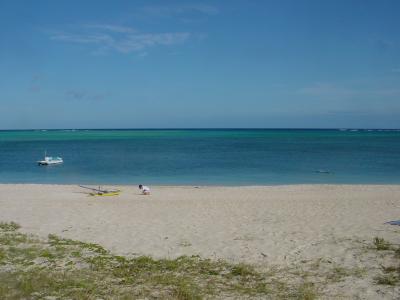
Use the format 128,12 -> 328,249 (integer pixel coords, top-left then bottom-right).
295,282 -> 317,300
373,237 -> 391,250
230,263 -> 258,277
395,247 -> 400,258
0,221 -> 319,299
382,266 -> 397,273
326,266 -> 350,282
0,221 -> 20,231
375,274 -> 399,286
372,237 -> 400,287
325,266 -> 366,283
3,222 -> 400,299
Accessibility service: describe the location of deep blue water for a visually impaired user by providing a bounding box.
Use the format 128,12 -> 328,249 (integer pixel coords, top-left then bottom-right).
0,129 -> 399,185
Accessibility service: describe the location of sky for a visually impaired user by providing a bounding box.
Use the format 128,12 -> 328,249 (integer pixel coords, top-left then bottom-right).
1,0 -> 400,129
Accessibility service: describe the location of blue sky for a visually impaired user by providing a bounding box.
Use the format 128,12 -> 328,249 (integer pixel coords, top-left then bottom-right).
1,0 -> 400,129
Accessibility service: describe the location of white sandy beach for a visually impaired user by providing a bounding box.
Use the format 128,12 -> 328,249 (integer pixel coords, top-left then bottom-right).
1,184 -> 400,298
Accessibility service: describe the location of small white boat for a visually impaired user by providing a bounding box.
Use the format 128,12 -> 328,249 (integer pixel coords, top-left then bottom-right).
37,152 -> 63,165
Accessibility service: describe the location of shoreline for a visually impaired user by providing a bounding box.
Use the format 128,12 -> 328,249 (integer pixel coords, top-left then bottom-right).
1,182 -> 400,187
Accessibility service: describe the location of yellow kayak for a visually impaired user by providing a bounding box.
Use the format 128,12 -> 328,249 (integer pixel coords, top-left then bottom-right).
79,185 -> 121,196
89,191 -> 121,196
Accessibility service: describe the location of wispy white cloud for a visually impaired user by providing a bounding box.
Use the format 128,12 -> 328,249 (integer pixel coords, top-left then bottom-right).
109,32 -> 190,53
51,33 -> 112,44
297,82 -> 400,98
140,4 -> 219,17
50,24 -> 190,54
297,83 -> 357,97
83,24 -> 136,33
370,88 -> 400,96
66,89 -> 108,102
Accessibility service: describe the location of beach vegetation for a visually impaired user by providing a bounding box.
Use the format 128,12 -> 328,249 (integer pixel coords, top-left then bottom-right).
326,266 -> 350,282
39,249 -> 56,259
0,221 -> 320,299
377,263 -> 400,285
382,265 -> 397,273
375,274 -> 399,286
0,248 -> 5,263
5,223 -> 400,298
325,266 -> 366,282
48,234 -> 108,254
395,247 -> 400,258
371,237 -> 400,287
178,239 -> 192,247
373,237 -> 391,250
294,282 -> 317,300
0,221 -> 20,231
230,262 -> 258,277
172,280 -> 202,300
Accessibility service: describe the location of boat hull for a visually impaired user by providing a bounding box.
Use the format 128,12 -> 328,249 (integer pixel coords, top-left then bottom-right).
37,155 -> 63,166
89,191 -> 120,196
37,161 -> 63,166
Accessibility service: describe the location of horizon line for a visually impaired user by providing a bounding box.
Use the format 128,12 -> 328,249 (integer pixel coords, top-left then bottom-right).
1,127 -> 400,131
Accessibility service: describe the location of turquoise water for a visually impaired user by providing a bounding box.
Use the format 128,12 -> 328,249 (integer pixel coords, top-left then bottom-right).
0,129 -> 399,185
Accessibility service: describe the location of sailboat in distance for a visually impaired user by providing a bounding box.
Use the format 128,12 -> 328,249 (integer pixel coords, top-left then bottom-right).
37,150 -> 63,166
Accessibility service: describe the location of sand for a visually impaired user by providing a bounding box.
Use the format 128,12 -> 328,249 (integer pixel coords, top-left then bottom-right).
1,184 -> 400,298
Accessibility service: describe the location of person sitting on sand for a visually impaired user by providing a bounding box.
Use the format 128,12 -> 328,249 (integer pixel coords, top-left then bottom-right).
139,184 -> 150,195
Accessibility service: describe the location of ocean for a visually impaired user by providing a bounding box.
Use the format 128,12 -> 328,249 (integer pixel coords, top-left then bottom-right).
0,129 -> 399,185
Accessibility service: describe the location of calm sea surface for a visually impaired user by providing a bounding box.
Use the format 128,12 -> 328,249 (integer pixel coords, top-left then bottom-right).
0,129 -> 399,185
